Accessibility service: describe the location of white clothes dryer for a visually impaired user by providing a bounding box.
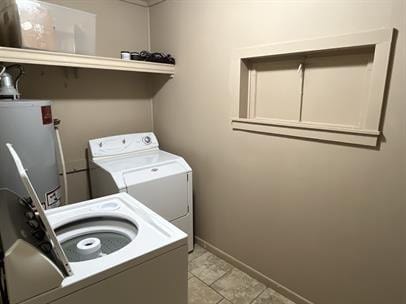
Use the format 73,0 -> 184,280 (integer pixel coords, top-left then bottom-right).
88,133 -> 194,252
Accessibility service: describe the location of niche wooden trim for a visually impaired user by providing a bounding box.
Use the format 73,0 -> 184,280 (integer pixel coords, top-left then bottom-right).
231,28 -> 394,146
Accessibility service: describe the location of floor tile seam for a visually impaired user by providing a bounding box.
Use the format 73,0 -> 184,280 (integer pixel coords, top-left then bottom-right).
190,251 -> 212,265
208,267 -> 234,288
188,251 -> 207,262
248,287 -> 268,304
215,297 -> 227,304
209,265 -> 267,304
189,250 -> 268,304
192,274 -> 226,300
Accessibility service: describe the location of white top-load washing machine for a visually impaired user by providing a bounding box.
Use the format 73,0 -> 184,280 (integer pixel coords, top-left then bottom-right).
0,144 -> 188,304
88,132 -> 194,252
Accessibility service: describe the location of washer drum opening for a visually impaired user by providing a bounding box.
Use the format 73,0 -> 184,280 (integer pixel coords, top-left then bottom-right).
55,217 -> 138,262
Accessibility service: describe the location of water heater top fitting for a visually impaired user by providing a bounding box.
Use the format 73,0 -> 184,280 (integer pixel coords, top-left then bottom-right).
0,65 -> 23,100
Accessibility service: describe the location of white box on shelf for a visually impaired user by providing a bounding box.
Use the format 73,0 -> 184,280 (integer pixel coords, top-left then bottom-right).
0,0 -> 96,55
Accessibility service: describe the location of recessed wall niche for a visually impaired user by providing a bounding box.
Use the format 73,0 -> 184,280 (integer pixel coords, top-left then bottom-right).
231,29 -> 394,146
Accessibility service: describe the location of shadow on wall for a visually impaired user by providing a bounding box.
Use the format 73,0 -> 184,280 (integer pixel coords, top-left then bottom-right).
378,29 -> 398,140
19,64 -> 171,100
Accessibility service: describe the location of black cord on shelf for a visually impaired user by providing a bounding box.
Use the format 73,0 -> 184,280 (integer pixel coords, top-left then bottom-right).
129,51 -> 176,64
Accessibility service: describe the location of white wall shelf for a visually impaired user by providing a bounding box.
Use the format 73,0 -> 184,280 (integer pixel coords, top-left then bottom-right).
0,47 -> 175,75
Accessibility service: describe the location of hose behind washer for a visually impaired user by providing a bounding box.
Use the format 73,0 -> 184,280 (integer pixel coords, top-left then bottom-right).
55,126 -> 68,204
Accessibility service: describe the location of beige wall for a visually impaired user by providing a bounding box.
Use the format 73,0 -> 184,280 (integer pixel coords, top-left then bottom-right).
150,1 -> 406,304
20,0 -> 153,202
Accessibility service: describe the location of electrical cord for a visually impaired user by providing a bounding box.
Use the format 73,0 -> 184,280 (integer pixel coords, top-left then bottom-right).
0,188 -> 32,209
0,188 -> 17,196
130,51 -> 175,64
0,189 -> 14,303
0,248 -> 9,304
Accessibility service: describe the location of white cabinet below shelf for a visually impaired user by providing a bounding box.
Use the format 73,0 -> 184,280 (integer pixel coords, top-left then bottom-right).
0,47 -> 175,75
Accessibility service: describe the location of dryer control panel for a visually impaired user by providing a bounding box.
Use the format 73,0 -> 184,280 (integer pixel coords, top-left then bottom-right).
89,133 -> 159,159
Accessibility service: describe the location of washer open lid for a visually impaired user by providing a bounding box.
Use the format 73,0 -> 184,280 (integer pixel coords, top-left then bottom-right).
6,143 -> 73,276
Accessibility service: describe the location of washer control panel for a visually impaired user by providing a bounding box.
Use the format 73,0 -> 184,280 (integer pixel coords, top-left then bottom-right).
89,133 -> 159,158
0,190 -> 56,261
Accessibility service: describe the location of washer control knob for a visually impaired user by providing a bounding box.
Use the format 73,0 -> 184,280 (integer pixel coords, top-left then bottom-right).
28,219 -> 39,229
143,136 -> 152,145
40,242 -> 52,253
33,230 -> 45,241
25,211 -> 35,220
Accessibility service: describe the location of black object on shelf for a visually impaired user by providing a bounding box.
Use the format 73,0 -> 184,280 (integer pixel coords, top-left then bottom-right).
130,51 -> 175,65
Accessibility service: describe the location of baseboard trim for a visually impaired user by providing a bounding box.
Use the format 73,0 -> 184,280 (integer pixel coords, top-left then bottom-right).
195,236 -> 315,304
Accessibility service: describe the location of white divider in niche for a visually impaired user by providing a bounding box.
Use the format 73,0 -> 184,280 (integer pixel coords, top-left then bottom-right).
231,28 -> 394,146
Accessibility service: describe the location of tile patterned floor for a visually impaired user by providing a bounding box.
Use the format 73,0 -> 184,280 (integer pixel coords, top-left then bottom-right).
188,244 -> 296,304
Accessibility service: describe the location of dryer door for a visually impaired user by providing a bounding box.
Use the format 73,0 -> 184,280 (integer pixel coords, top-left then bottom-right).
123,162 -> 189,222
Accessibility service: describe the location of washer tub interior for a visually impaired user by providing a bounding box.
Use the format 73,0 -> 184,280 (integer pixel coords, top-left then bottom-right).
55,216 -> 138,262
